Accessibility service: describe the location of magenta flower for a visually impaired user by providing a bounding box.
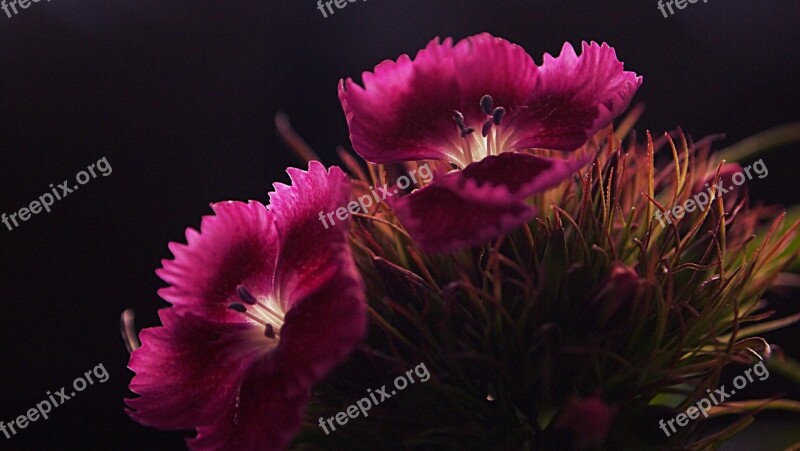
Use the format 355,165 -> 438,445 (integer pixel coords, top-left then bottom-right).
126,162 -> 366,450
339,33 -> 641,252
553,396 -> 617,450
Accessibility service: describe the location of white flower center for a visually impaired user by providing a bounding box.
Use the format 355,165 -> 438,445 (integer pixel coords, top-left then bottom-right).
448,94 -> 516,168
230,285 -> 285,340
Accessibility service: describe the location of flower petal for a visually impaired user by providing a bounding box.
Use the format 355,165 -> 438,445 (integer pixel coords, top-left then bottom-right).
188,361 -> 309,451
339,33 -> 538,164
511,41 -> 642,151
340,35 -> 640,165
268,162 -> 354,307
278,258 -> 367,385
268,161 -> 367,383
392,152 -> 589,252
156,201 -> 278,321
130,162 -> 367,449
126,309 -> 305,450
391,183 -> 535,253
439,152 -> 590,203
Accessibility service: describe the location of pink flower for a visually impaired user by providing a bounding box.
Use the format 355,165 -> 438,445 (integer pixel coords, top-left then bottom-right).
126,162 -> 366,450
339,33 -> 641,252
553,396 -> 617,450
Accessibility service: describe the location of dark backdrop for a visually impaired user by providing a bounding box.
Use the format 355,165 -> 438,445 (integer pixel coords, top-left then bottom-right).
0,0 -> 798,449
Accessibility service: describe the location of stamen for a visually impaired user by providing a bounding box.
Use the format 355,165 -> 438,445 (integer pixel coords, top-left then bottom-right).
480,95 -> 494,115
229,288 -> 286,335
229,303 -> 271,326
228,303 -> 247,313
449,96 -> 510,165
264,324 -> 276,339
258,303 -> 285,325
453,110 -> 466,128
235,284 -> 285,325
481,118 -> 493,138
236,284 -> 257,305
492,107 -> 506,125
119,308 -> 141,353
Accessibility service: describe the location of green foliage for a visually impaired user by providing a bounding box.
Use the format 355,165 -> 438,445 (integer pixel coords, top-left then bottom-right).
296,122 -> 800,450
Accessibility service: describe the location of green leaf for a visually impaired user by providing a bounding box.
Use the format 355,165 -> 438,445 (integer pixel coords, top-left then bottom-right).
717,123 -> 800,162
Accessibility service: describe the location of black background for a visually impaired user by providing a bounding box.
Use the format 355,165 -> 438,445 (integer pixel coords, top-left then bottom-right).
0,0 -> 798,449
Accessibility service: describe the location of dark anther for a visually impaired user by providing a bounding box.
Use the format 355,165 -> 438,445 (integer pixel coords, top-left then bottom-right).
480,95 -> 494,115
460,126 -> 475,137
228,303 -> 247,313
453,110 -> 466,128
492,107 -> 506,125
236,284 -> 257,305
264,324 -> 276,339
481,119 -> 493,137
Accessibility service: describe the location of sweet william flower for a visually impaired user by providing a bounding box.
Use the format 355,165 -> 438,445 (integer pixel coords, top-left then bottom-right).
339,33 -> 642,252
126,162 -> 366,450
553,396 -> 617,450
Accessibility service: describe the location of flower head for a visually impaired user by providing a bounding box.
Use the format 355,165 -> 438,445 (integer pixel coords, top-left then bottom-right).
339,33 -> 641,251
553,396 -> 617,450
126,162 -> 366,450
